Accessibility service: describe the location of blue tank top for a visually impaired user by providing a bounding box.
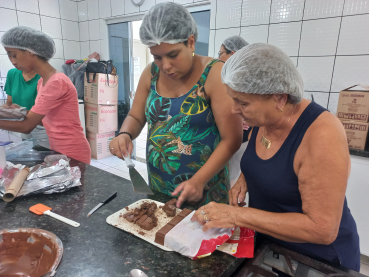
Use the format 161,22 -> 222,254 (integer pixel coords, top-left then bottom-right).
241,101 -> 360,271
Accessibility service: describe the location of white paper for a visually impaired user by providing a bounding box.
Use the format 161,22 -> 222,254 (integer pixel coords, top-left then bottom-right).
164,211 -> 233,258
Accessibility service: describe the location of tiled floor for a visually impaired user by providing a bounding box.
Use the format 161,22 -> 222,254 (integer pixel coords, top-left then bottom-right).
135,123 -> 148,161
91,155 -> 148,183
361,262 -> 369,275
90,124 -> 149,182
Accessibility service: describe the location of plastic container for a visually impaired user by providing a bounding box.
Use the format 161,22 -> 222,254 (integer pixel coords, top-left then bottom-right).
0,141 -> 12,177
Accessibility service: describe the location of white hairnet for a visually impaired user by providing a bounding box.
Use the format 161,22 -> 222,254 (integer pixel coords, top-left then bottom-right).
223,36 -> 249,52
221,43 -> 303,104
1,26 -> 55,60
140,2 -> 198,47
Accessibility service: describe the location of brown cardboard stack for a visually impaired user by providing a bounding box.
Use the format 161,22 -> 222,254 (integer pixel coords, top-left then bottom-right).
84,73 -> 119,159
337,85 -> 369,150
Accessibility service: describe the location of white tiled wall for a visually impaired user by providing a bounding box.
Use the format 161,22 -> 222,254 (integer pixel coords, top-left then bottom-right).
209,0 -> 369,116
0,0 -> 80,87
1,0 -> 368,115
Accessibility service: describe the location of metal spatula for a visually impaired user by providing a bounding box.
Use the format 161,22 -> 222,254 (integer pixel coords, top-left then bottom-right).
125,154 -> 154,195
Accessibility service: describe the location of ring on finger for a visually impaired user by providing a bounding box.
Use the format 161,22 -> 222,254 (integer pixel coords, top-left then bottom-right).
110,148 -> 114,150
204,214 -> 209,222
200,210 -> 205,215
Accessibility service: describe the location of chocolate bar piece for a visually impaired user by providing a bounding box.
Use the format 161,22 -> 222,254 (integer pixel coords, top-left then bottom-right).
123,201 -> 159,231
155,208 -> 193,246
162,199 -> 177,217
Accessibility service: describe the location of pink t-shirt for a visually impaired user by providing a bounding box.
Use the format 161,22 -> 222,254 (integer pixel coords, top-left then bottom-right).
31,73 -> 91,164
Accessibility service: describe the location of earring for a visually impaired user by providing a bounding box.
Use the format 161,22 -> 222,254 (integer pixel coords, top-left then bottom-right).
279,108 -> 283,112
193,52 -> 195,56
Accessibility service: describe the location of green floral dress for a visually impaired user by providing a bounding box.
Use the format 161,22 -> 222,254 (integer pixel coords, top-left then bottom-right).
145,60 -> 230,206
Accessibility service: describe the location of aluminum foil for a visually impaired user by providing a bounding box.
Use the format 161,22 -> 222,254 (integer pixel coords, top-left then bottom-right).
18,166 -> 81,196
27,159 -> 69,180
0,159 -> 82,198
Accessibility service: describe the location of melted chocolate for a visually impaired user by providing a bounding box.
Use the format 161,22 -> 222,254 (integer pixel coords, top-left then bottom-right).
0,231 -> 58,277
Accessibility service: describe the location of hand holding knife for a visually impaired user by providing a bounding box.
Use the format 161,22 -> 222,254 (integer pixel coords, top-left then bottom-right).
87,192 -> 117,217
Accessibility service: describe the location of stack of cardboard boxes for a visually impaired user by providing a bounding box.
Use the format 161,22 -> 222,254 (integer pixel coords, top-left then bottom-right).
84,73 -> 119,159
336,85 -> 369,151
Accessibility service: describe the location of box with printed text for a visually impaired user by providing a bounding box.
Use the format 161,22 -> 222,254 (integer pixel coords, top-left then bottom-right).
340,120 -> 369,150
84,73 -> 118,105
85,103 -> 118,134
86,131 -> 115,160
336,85 -> 369,123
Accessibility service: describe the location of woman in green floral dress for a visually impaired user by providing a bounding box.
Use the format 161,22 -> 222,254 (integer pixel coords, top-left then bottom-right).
109,2 -> 242,208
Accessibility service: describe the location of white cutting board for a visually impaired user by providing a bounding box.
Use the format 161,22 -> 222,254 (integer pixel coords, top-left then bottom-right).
106,199 -> 182,251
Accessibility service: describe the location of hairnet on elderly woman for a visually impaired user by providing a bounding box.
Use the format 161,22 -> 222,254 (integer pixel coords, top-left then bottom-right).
1,26 -> 55,60
139,2 -> 198,47
221,43 -> 304,104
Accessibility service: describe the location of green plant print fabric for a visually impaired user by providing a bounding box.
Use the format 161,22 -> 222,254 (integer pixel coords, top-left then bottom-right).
144,60 -> 230,207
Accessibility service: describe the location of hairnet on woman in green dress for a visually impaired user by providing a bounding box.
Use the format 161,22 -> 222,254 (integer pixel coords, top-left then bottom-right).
1,26 -> 55,60
139,2 -> 198,47
223,36 -> 249,52
221,43 -> 304,104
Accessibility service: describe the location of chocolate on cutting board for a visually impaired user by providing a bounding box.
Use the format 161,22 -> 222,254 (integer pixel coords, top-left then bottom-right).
155,208 -> 192,246
122,201 -> 158,231
162,198 -> 177,217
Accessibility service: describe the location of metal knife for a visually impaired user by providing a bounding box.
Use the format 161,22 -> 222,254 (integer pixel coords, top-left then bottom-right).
87,192 -> 117,217
125,154 -> 154,195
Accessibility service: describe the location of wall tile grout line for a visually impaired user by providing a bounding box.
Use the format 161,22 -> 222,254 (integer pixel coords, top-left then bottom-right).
14,0 -> 19,26
37,0 -> 42,32
266,0 -> 273,43
296,0 -> 307,68
239,0 -> 244,37
57,0 -> 65,61
327,0 -> 346,110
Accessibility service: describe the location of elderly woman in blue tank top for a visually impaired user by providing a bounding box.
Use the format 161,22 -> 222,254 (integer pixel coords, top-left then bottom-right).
192,43 -> 360,271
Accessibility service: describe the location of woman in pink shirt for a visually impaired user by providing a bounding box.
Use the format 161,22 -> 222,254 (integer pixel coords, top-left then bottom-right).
0,26 -> 91,164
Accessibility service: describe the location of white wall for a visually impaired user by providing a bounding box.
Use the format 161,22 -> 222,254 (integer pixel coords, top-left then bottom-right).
209,0 -> 369,115
0,0 -> 80,81
77,0 -> 208,60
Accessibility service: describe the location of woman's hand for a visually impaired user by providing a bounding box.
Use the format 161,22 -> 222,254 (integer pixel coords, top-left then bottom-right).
191,202 -> 239,231
171,179 -> 205,208
229,173 -> 247,207
109,133 -> 134,160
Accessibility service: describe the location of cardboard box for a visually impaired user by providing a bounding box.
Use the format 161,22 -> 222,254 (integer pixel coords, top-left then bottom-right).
340,120 -> 369,150
336,85 -> 369,122
86,131 -> 115,160
85,103 -> 118,133
84,73 -> 118,105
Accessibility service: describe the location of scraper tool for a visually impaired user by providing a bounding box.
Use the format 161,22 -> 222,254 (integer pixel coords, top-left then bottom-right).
29,203 -> 80,227
125,154 -> 154,195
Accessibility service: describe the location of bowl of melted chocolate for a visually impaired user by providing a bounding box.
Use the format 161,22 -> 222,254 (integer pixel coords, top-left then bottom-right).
0,228 -> 63,277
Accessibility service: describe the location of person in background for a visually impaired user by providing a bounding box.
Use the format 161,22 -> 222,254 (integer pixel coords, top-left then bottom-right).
3,68 -> 49,144
219,36 -> 250,187
218,36 -> 248,62
0,26 -> 91,164
192,43 -> 360,271
109,2 -> 242,207
4,68 -> 40,110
